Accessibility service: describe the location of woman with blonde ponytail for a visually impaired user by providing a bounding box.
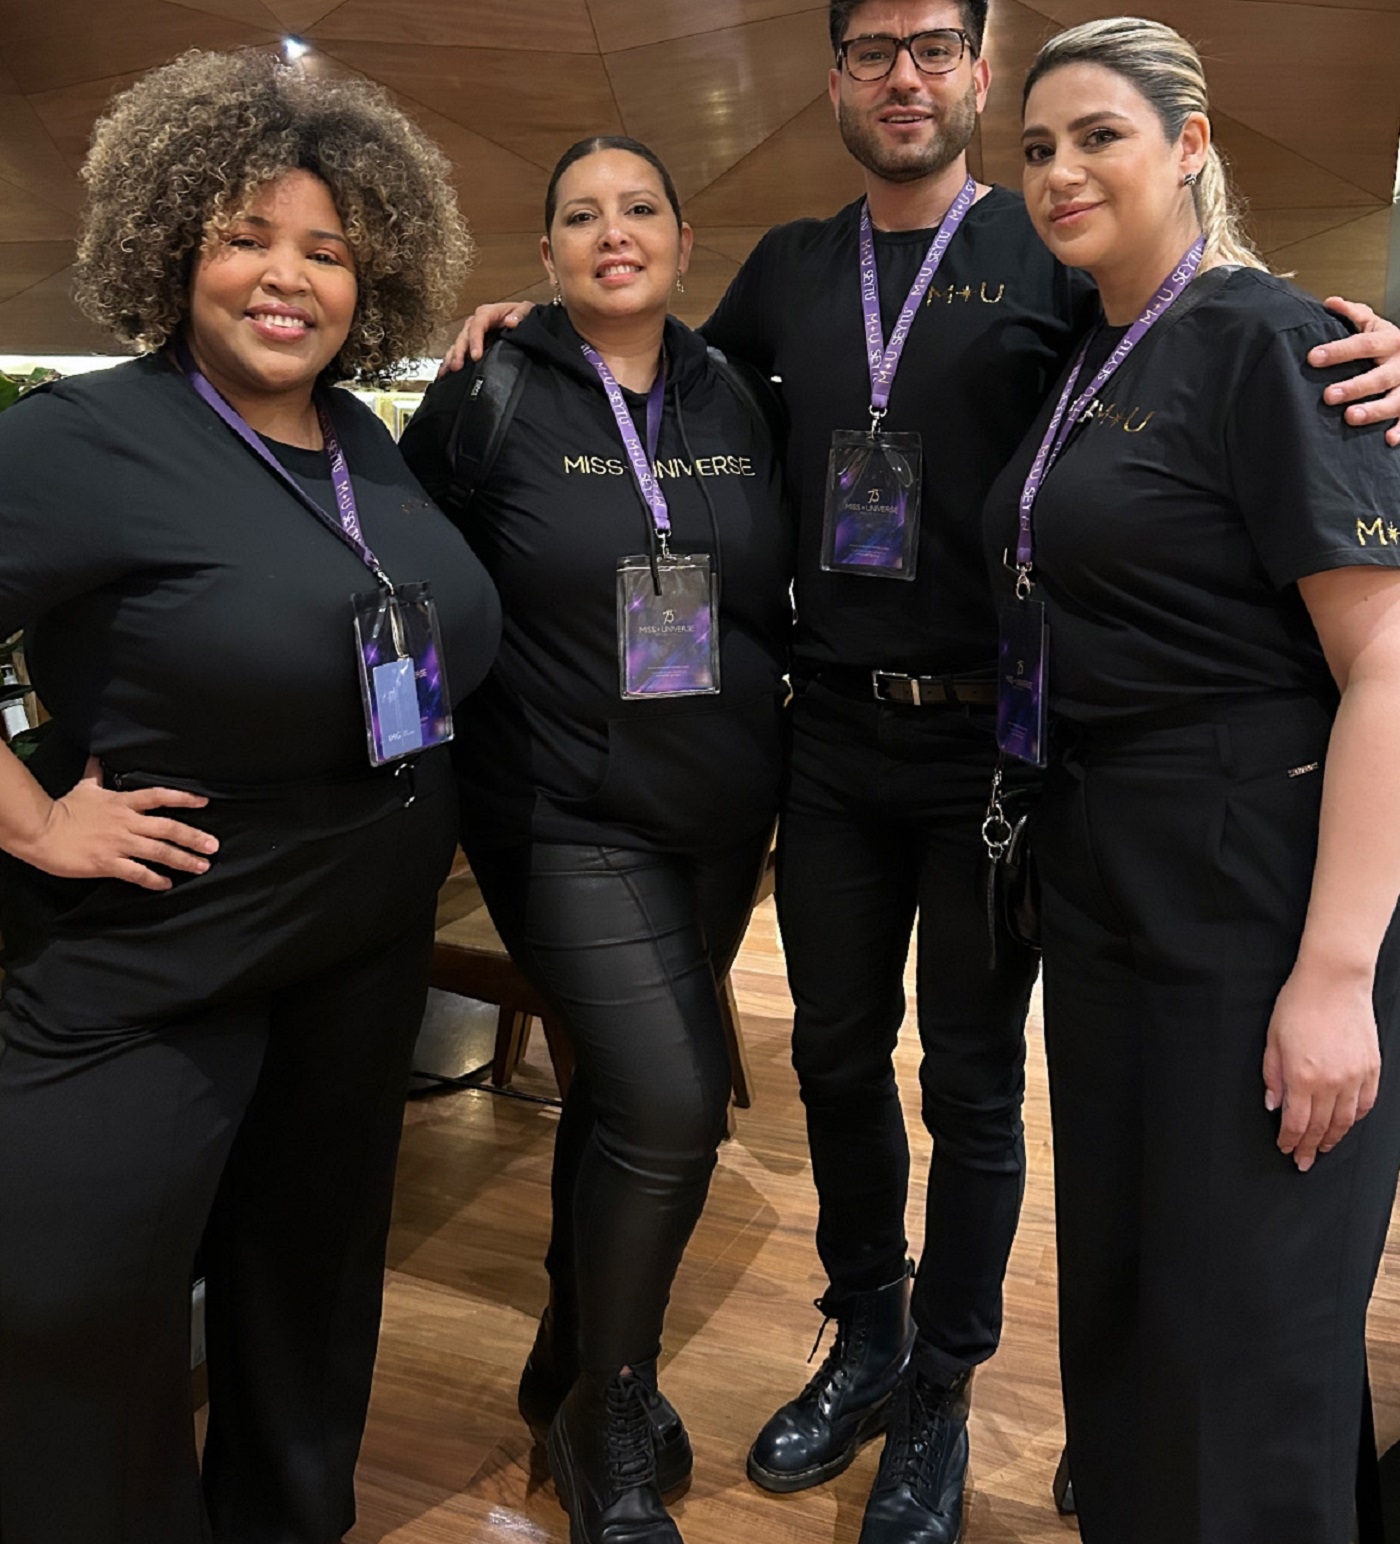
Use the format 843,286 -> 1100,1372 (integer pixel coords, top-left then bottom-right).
982,16 -> 1400,1543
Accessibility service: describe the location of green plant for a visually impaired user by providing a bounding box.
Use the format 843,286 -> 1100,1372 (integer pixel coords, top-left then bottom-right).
0,367 -> 59,413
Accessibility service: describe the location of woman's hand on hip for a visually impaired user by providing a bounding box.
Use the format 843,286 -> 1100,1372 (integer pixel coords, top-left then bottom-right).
15,756 -> 219,890
1262,963 -> 1381,1172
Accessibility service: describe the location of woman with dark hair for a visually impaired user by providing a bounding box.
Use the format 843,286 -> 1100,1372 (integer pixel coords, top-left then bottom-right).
982,17 -> 1400,1543
0,49 -> 499,1544
401,135 -> 792,1544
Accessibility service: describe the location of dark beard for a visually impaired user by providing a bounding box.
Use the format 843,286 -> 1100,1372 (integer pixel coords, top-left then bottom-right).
838,78 -> 979,185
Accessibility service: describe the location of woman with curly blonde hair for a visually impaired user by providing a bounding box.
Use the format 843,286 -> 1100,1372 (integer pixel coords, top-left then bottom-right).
0,48 -> 499,1544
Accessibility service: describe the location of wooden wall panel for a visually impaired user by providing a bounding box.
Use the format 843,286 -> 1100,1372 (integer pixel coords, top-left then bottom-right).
265,0 -> 345,28
0,241 -> 75,306
588,0 -> 825,55
311,0 -> 599,53
0,95 -> 84,212
607,13 -> 834,200
0,265 -> 115,351
168,0 -> 285,25
683,96 -> 865,227
319,41 -> 621,170
0,0 -> 275,93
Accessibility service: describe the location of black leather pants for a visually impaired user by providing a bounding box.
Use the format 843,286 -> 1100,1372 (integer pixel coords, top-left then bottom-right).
469,836 -> 769,1375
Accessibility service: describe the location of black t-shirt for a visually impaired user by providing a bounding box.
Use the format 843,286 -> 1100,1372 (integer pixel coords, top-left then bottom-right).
702,187 -> 1098,674
982,268 -> 1400,724
0,356 -> 501,782
401,307 -> 793,853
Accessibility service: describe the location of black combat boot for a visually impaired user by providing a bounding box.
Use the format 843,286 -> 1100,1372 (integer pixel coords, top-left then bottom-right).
746,1263 -> 915,1492
519,1298 -> 693,1497
547,1370 -> 684,1544
857,1362 -> 972,1544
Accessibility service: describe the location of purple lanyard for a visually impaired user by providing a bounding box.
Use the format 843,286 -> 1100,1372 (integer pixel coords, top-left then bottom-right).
1013,237 -> 1206,588
582,344 -> 670,541
860,176 -> 978,425
174,337 -> 392,589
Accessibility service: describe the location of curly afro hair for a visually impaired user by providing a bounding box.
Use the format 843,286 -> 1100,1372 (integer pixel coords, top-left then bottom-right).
73,49 -> 474,383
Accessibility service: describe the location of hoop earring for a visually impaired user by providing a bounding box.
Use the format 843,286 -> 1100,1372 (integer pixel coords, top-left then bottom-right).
675,271 -> 686,295
1183,170 -> 1200,187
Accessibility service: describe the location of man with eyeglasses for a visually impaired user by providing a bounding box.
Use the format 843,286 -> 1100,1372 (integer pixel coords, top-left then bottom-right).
447,5 -> 1400,1539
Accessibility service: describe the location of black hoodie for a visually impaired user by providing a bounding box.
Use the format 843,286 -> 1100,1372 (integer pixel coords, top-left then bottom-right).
403,307 -> 793,853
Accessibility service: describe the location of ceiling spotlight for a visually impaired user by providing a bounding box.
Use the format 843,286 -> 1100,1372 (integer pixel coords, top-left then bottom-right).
282,37 -> 310,61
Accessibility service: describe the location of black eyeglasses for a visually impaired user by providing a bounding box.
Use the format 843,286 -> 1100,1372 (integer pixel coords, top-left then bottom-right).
837,30 -> 973,81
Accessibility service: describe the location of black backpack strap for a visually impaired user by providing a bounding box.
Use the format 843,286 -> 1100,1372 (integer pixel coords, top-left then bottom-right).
441,338 -> 532,517
705,345 -> 787,455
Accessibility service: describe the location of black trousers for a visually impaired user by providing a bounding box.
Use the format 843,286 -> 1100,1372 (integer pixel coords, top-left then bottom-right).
468,835 -> 769,1375
1036,695 -> 1400,1544
777,681 -> 1038,1378
0,752 -> 457,1544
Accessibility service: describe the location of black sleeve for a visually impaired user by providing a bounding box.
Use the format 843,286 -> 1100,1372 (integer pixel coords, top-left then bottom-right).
1225,317 -> 1400,587
0,387 -> 131,638
699,230 -> 779,374
397,363 -> 477,511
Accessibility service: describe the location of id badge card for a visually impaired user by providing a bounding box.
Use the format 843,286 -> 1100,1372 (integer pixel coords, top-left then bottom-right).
352,580 -> 454,767
821,429 -> 922,580
997,599 -> 1048,768
617,553 -> 720,700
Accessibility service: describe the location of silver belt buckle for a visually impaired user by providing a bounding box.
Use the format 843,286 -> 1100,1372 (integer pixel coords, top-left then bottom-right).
872,670 -> 919,706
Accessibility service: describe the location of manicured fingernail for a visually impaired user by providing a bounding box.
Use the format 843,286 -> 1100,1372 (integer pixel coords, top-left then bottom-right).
1264,1090 -> 1278,1112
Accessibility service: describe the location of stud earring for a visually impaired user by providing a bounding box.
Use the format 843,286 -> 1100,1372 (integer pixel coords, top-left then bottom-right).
1183,170 -> 1200,187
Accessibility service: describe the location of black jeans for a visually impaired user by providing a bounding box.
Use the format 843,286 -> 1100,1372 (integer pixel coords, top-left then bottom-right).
468,836 -> 770,1375
1038,695 -> 1400,1544
0,752 -> 457,1544
776,680 -> 1038,1379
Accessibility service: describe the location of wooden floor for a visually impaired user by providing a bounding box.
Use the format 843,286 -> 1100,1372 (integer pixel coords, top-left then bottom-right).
343,898 -> 1400,1543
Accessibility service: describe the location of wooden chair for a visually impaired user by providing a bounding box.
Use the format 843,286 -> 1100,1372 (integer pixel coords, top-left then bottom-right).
427,841 -> 777,1112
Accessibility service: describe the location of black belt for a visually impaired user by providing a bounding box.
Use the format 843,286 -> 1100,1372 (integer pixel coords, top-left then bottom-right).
810,667 -> 997,708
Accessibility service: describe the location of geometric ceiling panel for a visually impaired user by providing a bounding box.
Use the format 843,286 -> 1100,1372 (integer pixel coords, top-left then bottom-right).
588,0 -> 824,54
0,0 -> 274,93
168,0 -> 284,25
0,0 -> 1394,357
28,73 -> 147,172
1267,204 -> 1393,316
310,0 -> 599,52
0,264 -> 114,351
390,101 -> 550,236
0,241 -> 75,306
0,177 -> 78,242
1248,207 -> 1384,259
1017,0 -> 1400,201
608,12 -> 834,199
685,94 -> 864,227
263,0 -> 342,28
317,41 -> 621,169
0,94 -> 84,211
1211,110 -> 1383,212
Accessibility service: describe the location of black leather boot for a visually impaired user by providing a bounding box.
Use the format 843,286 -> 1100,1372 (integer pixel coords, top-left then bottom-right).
547,1370 -> 683,1544
856,1364 -> 972,1544
746,1264 -> 915,1493
519,1300 -> 693,1497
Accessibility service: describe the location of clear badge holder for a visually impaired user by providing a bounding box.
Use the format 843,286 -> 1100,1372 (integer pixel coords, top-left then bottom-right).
617,553 -> 721,700
996,598 -> 1048,768
352,580 -> 454,767
821,428 -> 922,580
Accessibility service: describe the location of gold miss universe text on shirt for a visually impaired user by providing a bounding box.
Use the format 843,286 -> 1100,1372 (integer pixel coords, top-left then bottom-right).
563,453 -> 757,479
1081,398 -> 1156,435
1355,519 -> 1400,547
